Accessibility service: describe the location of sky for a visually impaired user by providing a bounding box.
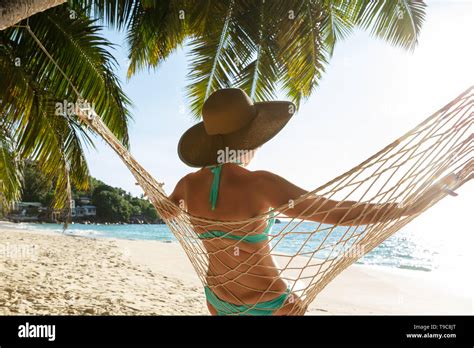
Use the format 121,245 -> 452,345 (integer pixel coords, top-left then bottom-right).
84,0 -> 473,262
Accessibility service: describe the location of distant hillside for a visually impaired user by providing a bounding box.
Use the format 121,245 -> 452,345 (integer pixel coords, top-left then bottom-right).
21,162 -> 161,224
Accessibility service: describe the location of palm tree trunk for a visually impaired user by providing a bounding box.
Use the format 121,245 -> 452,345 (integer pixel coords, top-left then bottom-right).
0,0 -> 66,31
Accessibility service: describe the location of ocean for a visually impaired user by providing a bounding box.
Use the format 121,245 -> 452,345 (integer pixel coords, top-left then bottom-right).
5,220 -> 468,274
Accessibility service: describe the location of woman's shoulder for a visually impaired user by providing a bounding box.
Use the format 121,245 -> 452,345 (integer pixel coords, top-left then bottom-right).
177,166 -> 283,187
177,169 -> 203,186
250,170 -> 285,183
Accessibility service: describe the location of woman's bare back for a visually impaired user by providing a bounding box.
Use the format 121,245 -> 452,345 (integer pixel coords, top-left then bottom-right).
172,163 -> 290,306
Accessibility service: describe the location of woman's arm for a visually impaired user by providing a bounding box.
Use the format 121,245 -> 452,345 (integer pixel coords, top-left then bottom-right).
160,176 -> 187,220
256,170 -> 458,226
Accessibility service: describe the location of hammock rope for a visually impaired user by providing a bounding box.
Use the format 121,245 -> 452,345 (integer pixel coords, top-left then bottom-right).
21,24 -> 473,315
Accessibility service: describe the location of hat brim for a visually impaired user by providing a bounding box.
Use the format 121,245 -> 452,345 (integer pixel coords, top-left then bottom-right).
178,101 -> 295,167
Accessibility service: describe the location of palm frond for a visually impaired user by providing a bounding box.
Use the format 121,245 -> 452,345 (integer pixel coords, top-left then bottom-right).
349,0 -> 426,51
0,4 -> 130,210
278,0 -> 329,107
0,127 -> 22,206
68,0 -> 137,30
185,0 -> 247,118
234,0 -> 281,101
126,0 -> 189,78
321,0 -> 355,56
2,5 -> 131,145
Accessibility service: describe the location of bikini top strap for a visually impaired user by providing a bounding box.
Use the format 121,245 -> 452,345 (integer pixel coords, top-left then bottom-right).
209,164 -> 223,210
207,161 -> 243,210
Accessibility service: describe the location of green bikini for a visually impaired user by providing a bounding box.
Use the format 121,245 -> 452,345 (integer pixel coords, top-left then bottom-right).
199,163 -> 290,315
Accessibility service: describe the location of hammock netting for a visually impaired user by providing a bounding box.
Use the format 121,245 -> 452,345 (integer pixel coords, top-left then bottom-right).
74,86 -> 472,315
22,24 -> 472,315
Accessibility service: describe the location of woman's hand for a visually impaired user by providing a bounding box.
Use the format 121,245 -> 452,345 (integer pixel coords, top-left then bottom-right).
403,173 -> 460,216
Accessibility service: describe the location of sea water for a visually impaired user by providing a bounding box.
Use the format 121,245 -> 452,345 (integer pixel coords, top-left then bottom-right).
6,220 -> 468,275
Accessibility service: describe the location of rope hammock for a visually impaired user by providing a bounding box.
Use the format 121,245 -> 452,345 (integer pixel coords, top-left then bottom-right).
21,25 -> 473,315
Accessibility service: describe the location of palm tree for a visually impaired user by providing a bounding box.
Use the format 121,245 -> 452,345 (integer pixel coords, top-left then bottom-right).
0,0 -> 66,30
0,5 -> 131,212
0,0 -> 426,212
73,0 -> 425,115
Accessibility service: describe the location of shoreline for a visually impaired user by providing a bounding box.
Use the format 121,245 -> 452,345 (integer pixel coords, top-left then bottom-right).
1,219 -> 166,226
0,223 -> 471,315
0,219 -> 460,274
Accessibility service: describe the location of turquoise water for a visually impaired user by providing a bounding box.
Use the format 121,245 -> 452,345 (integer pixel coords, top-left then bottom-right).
8,220 -> 465,273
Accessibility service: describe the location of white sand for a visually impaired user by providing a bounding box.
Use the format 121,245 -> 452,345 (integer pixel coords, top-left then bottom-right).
0,223 -> 471,315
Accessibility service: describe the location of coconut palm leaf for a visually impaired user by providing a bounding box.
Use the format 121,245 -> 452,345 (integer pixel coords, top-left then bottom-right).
233,0 -> 282,101
184,0 -> 426,115
277,0 -> 329,106
126,0 -> 189,77
277,0 -> 425,106
69,0 -> 192,77
348,0 -> 426,51
71,0 -> 426,117
0,5 -> 131,210
1,52 -> 89,210
320,0 -> 355,56
0,127 -> 22,206
68,0 -> 137,30
185,0 -> 249,118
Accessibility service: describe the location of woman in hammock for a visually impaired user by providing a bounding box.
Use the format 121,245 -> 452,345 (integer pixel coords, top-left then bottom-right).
167,88 -> 457,316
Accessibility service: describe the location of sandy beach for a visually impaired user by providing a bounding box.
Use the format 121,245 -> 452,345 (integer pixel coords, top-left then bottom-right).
0,222 -> 471,315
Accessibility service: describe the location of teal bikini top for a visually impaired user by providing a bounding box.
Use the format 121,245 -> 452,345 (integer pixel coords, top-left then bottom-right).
198,163 -> 274,244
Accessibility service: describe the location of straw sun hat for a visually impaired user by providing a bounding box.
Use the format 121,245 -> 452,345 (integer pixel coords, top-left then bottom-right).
178,88 -> 295,167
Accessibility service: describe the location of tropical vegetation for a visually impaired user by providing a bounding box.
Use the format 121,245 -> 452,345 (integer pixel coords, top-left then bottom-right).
18,161 -> 159,223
